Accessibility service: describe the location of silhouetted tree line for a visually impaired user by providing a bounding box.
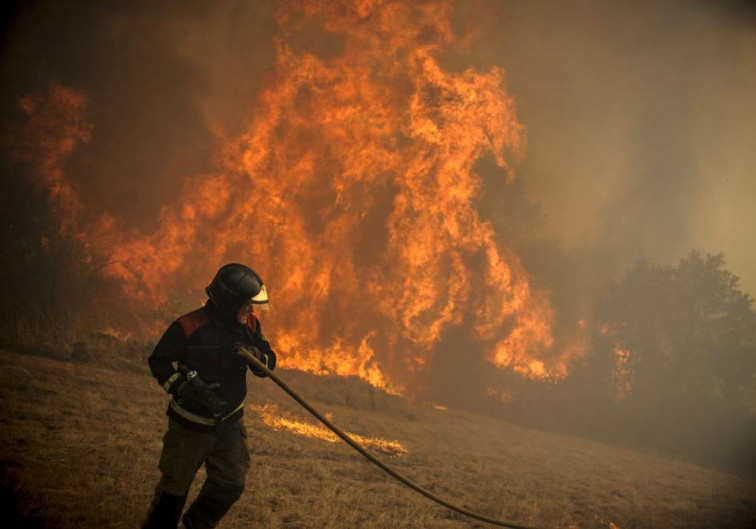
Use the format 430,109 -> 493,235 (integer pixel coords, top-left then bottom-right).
0,155 -> 148,344
496,250 -> 756,477
476,177 -> 756,476
599,252 -> 756,475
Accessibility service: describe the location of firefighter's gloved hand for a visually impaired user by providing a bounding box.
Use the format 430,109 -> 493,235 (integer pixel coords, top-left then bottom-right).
230,342 -> 262,360
249,346 -> 276,377
231,343 -> 270,366
247,345 -> 267,363
174,367 -> 228,418
229,342 -> 275,377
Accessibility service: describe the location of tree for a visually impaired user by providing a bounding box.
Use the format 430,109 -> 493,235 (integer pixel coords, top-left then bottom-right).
597,251 -> 756,473
603,252 -> 756,405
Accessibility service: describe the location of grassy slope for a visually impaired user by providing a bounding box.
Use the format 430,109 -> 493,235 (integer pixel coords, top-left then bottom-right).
0,347 -> 754,529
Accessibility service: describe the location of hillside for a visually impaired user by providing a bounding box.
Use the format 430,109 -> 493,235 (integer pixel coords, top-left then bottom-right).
0,347 -> 754,529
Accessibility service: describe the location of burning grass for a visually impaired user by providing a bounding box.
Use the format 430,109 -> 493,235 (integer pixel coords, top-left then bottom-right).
0,347 -> 754,528
253,404 -> 408,457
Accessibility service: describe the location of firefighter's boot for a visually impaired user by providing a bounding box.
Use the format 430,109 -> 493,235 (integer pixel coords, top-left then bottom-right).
182,481 -> 244,529
142,487 -> 188,529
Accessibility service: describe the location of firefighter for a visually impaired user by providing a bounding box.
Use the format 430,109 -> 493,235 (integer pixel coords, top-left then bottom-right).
142,263 -> 276,529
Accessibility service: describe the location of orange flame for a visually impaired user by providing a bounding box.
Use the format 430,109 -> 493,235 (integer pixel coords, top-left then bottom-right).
13,83 -> 91,233
253,404 -> 408,457
14,0 -> 588,394
612,345 -> 634,402
600,325 -> 635,402
485,386 -> 514,403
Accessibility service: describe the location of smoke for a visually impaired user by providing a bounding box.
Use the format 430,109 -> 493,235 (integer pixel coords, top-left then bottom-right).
1,0 -> 277,232
2,0 -> 755,479
458,0 -> 756,292
5,0 -> 753,292
2,0 -> 754,396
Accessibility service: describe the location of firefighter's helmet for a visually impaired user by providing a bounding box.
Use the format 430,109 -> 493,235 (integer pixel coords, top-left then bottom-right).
205,263 -> 269,315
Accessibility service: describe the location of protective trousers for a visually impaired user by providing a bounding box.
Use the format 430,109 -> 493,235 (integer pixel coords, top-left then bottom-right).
142,418 -> 250,529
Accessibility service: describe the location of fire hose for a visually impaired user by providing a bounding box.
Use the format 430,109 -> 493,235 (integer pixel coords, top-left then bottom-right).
237,346 -> 542,529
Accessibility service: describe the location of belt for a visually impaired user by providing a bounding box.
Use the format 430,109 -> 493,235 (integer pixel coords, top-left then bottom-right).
169,399 -> 244,426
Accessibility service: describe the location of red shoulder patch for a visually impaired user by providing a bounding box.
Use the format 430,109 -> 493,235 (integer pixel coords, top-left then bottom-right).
177,308 -> 210,337
246,314 -> 260,333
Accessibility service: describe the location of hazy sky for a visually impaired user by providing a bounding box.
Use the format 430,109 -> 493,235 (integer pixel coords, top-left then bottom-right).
2,0 -> 755,292
466,0 -> 756,292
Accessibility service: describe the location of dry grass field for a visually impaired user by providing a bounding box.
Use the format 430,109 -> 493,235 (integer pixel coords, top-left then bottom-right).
0,346 -> 754,529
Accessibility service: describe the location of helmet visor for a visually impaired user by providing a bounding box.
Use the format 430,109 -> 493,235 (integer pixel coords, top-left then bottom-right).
249,284 -> 270,311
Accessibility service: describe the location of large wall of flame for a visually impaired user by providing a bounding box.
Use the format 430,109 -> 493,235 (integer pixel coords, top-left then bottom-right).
3,0 -> 753,401
6,0 -> 590,395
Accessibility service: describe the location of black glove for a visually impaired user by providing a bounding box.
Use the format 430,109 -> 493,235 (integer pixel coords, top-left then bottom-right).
231,342 -> 271,366
248,345 -> 276,377
247,345 -> 267,362
172,365 -> 228,418
229,342 -> 261,359
230,342 -> 275,377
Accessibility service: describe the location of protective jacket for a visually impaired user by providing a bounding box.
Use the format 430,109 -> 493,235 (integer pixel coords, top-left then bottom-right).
148,301 -> 276,432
